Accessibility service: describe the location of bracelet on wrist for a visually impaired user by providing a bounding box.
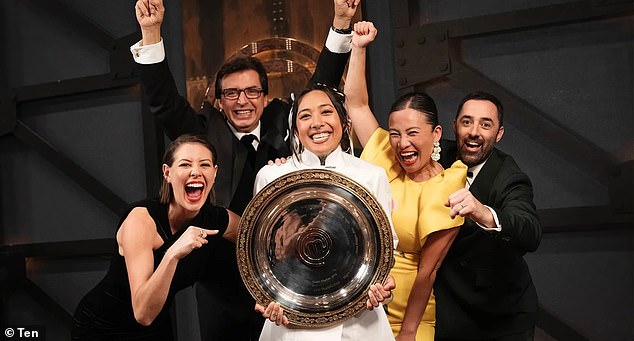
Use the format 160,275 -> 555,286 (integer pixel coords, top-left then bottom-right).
331,25 -> 353,34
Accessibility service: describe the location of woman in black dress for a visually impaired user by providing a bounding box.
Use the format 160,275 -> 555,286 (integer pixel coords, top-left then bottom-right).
73,134 -> 239,340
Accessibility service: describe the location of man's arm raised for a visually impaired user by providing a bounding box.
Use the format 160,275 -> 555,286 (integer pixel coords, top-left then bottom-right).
135,0 -> 164,46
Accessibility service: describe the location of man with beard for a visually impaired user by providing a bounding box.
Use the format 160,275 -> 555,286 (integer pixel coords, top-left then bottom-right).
436,91 -> 542,341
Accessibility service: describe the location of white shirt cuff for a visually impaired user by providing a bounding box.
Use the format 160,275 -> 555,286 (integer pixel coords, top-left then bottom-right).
130,39 -> 166,64
476,205 -> 502,232
325,28 -> 352,54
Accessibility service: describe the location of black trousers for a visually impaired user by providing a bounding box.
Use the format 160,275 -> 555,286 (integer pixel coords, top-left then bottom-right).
196,240 -> 264,341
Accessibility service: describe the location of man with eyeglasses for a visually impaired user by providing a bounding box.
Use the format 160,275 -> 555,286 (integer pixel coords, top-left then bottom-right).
131,0 -> 361,340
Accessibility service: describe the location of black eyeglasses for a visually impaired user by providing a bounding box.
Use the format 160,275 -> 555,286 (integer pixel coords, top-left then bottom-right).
221,87 -> 264,100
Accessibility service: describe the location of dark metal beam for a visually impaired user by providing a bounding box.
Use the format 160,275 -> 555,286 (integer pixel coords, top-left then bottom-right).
1,243 -> 109,330
447,60 -> 618,185
389,0 -> 412,29
140,85 -> 165,198
14,74 -> 139,103
608,160 -> 634,213
539,206 -> 633,233
392,0 -> 633,88
0,239 -> 115,259
12,121 -> 127,214
0,249 -> 26,288
110,33 -> 143,79
0,91 -> 17,136
393,26 -> 451,87
407,0 -> 634,39
22,278 -> 73,329
538,305 -> 589,341
26,0 -> 114,50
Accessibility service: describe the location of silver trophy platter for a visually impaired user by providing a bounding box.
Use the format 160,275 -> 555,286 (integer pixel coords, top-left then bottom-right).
237,169 -> 393,328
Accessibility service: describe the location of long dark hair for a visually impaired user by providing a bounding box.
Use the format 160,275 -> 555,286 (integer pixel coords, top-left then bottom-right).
289,83 -> 351,158
159,134 -> 218,205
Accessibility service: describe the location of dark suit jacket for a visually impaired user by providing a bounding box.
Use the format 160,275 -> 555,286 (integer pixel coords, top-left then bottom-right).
435,141 -> 542,339
137,45 -> 350,339
139,46 -> 349,213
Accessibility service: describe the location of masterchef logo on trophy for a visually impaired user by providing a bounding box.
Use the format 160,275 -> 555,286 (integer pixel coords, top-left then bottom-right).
296,226 -> 332,267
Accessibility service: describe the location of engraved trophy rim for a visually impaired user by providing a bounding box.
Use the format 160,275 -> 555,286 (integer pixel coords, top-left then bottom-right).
237,169 -> 393,328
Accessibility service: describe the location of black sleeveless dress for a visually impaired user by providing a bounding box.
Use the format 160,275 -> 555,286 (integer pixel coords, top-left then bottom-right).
72,199 -> 228,340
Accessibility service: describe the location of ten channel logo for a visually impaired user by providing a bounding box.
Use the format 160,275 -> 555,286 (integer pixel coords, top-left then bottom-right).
2,326 -> 45,340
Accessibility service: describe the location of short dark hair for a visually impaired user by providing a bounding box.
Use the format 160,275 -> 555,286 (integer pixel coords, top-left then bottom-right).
159,134 -> 218,205
456,91 -> 504,127
214,57 -> 269,99
389,92 -> 439,129
290,83 -> 351,158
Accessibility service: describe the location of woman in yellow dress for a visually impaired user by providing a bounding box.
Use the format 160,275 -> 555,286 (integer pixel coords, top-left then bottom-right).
344,22 -> 467,341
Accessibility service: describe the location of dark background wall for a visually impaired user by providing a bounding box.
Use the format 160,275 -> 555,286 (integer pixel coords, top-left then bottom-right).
1,0 -> 632,340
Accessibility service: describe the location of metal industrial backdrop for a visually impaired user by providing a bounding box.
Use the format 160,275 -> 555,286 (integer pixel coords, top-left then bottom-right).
1,1 -> 632,340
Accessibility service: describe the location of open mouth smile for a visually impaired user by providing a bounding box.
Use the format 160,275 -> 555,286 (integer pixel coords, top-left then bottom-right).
310,132 -> 331,143
464,140 -> 483,152
399,150 -> 419,165
233,109 -> 254,116
185,182 -> 204,202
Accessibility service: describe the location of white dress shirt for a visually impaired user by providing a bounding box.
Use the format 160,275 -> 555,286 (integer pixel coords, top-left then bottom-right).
467,160 -> 502,232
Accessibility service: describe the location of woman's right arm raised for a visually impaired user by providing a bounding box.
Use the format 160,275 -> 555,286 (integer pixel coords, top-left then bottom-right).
344,21 -> 380,148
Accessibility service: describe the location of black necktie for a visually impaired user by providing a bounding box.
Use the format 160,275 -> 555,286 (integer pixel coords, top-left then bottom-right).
240,134 -> 257,167
466,171 -> 474,187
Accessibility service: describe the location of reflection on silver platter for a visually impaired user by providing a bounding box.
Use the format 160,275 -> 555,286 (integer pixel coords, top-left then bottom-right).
237,169 -> 393,328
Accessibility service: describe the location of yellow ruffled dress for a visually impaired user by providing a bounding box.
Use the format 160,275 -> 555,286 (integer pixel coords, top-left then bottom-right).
361,128 -> 467,340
